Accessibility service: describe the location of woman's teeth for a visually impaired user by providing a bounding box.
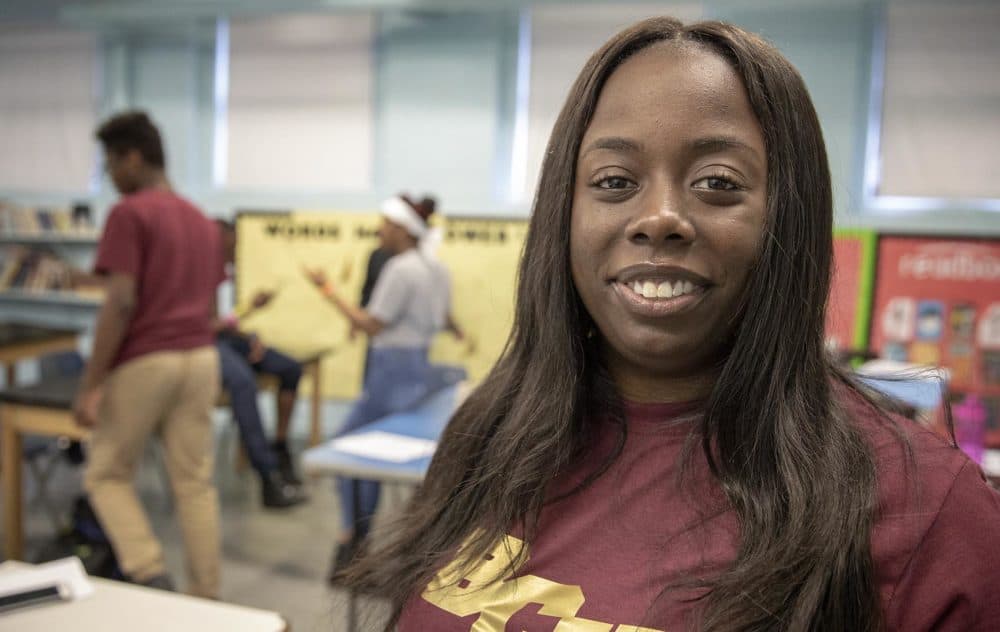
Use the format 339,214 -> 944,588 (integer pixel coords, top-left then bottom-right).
630,280 -> 696,299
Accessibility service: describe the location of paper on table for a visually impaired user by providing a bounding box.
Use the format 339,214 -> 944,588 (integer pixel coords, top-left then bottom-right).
0,557 -> 94,601
329,431 -> 437,463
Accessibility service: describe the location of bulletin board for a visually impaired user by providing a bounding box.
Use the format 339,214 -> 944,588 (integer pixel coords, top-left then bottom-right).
234,210 -> 527,399
869,235 -> 1000,446
825,229 -> 877,353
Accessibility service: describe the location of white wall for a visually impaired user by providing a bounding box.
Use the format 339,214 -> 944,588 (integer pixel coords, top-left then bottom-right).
225,13 -> 375,192
0,26 -> 98,193
0,0 -> 997,233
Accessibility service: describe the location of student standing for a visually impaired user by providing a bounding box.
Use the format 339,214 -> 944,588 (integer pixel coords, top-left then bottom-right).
305,194 -> 464,581
74,111 -> 224,598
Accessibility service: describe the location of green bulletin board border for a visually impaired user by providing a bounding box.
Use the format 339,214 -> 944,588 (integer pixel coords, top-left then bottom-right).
834,228 -> 878,351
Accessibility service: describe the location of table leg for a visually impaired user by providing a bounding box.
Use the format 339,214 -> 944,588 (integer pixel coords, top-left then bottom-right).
2,412 -> 24,560
4,362 -> 14,388
347,588 -> 357,632
347,477 -> 360,632
310,360 -> 322,447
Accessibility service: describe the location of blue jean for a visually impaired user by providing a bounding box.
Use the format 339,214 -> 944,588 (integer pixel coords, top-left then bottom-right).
337,347 -> 464,535
217,338 -> 303,475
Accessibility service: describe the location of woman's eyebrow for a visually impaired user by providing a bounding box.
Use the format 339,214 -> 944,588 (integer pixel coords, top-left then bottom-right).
689,135 -> 759,158
580,136 -> 645,156
582,135 -> 760,157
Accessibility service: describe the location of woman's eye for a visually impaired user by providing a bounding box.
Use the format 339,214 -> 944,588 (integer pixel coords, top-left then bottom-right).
595,176 -> 634,190
693,176 -> 739,191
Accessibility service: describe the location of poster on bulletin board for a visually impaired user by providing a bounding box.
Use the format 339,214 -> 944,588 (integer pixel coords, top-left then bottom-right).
826,229 -> 877,353
429,218 -> 528,386
869,235 -> 1000,446
233,210 -> 527,400
234,210 -> 381,400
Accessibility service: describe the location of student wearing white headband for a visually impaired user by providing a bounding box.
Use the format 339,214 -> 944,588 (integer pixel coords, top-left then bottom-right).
381,194 -> 429,239
305,193 -> 464,582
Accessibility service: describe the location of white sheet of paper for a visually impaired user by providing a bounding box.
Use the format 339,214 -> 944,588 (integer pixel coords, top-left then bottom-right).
0,557 -> 94,601
329,431 -> 437,463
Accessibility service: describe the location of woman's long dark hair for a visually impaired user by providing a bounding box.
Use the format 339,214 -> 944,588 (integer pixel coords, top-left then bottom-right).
345,17 -> 883,631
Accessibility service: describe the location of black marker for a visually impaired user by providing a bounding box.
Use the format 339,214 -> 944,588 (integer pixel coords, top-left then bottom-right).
0,583 -> 68,614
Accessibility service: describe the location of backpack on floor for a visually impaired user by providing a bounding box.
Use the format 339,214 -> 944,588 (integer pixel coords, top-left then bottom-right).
33,495 -> 124,580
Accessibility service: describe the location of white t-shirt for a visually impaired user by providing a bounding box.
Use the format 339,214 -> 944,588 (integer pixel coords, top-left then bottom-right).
367,249 -> 450,349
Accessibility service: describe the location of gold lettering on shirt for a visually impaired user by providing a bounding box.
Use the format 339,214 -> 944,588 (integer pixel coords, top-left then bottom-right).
421,534 -> 663,632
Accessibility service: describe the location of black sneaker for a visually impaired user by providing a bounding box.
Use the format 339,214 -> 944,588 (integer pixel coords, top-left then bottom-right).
261,470 -> 307,509
272,442 -> 302,485
134,573 -> 175,592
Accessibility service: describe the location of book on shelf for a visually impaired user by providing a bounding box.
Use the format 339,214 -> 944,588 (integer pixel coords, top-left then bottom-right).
0,245 -> 85,295
0,201 -> 97,238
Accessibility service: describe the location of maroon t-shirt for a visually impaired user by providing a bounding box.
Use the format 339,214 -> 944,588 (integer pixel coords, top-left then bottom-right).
400,395 -> 1000,631
94,189 -> 224,368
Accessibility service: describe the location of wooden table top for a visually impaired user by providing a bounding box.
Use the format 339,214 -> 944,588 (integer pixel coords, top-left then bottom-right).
0,324 -> 78,348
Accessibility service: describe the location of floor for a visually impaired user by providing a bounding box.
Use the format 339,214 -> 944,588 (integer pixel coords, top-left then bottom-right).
3,399 -> 400,632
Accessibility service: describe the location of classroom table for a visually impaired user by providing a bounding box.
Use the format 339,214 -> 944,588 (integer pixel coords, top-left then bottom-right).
0,323 -> 80,558
0,324 -> 79,386
1,349 -> 333,561
301,382 -> 460,482
857,375 -> 946,411
0,376 -> 84,560
0,561 -> 288,631
855,359 -> 948,411
301,383 -> 462,631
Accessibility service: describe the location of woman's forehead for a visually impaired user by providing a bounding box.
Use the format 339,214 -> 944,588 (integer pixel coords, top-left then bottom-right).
579,43 -> 764,164
592,45 -> 746,125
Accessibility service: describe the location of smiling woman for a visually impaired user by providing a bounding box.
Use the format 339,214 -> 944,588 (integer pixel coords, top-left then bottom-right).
570,41 -> 768,403
340,16 -> 1000,632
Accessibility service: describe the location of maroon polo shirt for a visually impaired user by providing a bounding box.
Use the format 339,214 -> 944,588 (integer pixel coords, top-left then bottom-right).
94,188 -> 224,368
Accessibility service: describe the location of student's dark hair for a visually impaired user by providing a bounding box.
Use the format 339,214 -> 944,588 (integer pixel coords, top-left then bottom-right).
214,218 -> 235,233
346,17 -> 884,631
95,110 -> 166,168
400,193 -> 437,222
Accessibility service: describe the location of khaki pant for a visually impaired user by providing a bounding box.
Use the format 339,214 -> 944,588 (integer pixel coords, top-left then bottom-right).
84,346 -> 221,598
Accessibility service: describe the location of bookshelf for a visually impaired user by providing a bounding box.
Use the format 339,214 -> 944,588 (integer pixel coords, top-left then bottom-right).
0,288 -> 101,306
0,234 -> 98,246
0,289 -> 100,331
0,203 -> 93,236
0,203 -> 100,330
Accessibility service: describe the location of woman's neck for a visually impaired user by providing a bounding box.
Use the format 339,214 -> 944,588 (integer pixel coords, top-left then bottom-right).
614,373 -> 716,403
